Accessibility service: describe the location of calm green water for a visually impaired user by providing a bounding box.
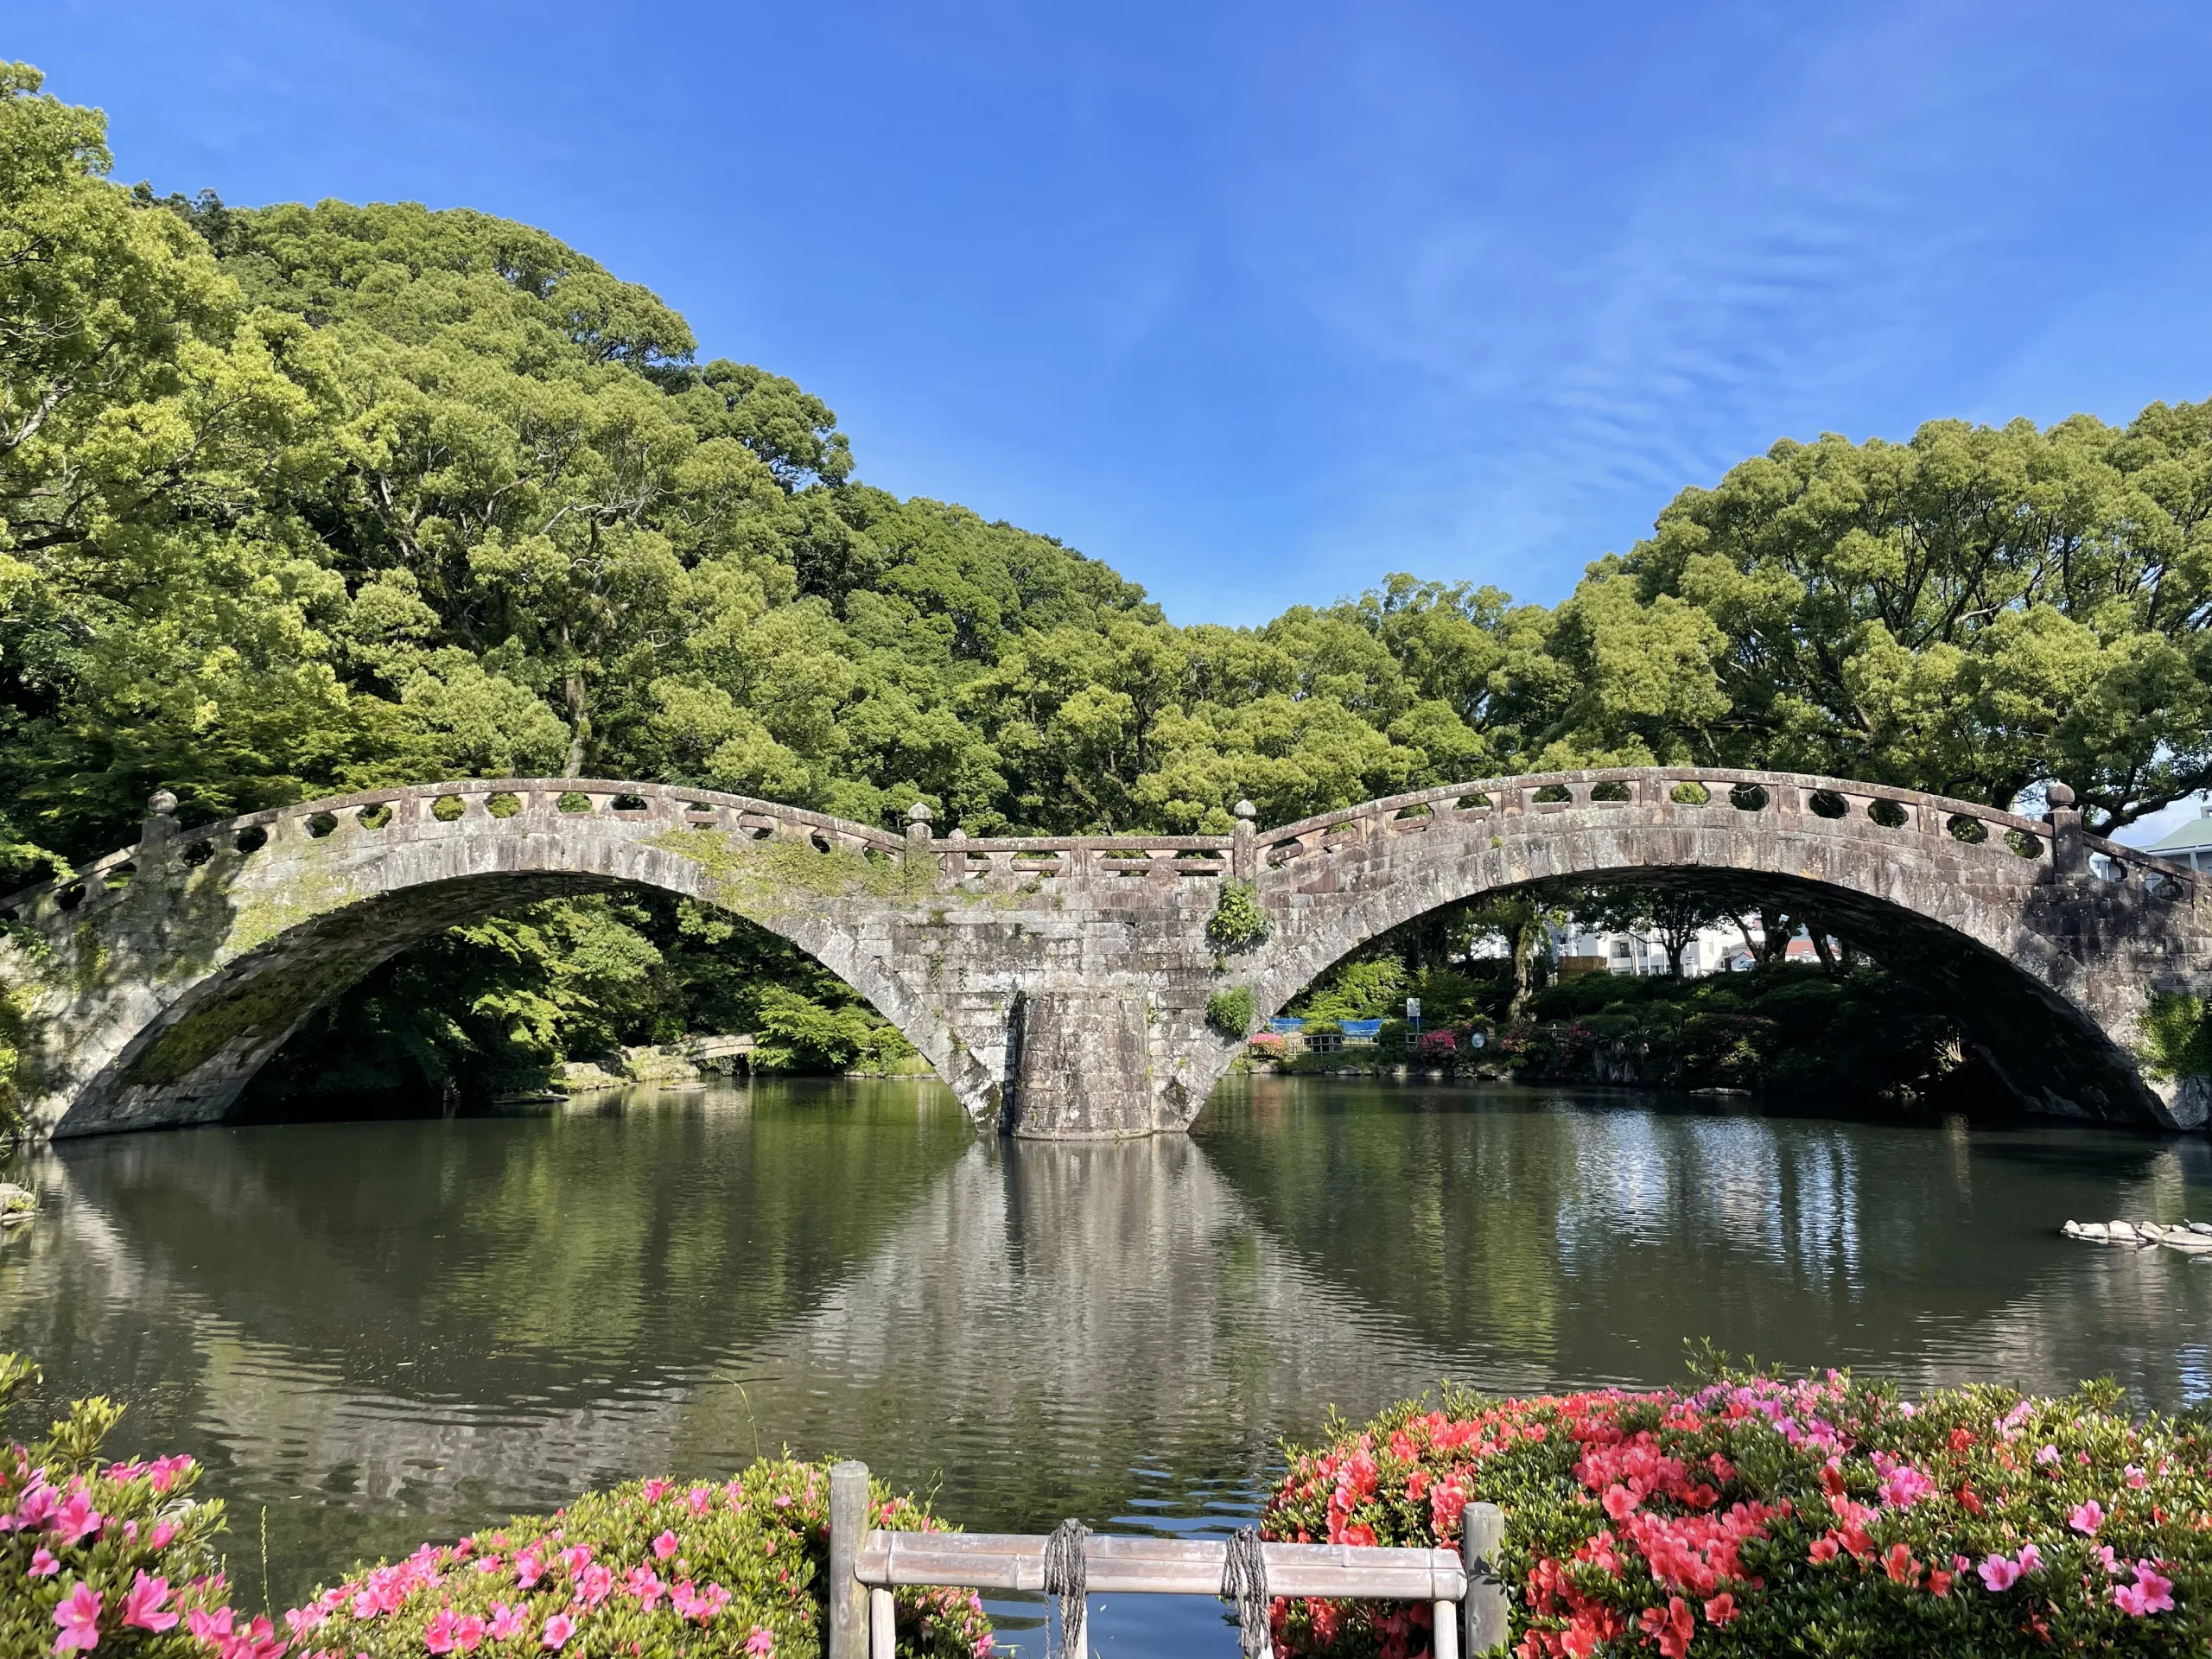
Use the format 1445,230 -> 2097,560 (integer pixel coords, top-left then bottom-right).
5,1077 -> 2212,1652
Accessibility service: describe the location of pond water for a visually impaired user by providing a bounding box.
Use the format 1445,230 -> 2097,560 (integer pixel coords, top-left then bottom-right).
5,1077 -> 2212,1653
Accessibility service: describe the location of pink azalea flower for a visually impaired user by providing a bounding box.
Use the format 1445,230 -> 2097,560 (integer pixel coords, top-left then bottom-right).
17,1479 -> 57,1529
2034,1444 -> 2060,1465
188,1609 -> 237,1646
625,1567 -> 664,1609
226,1611 -> 286,1659
639,1480 -> 669,1504
30,1547 -> 60,1578
488,1605 -> 527,1642
2018,1543 -> 2044,1575
2126,1465 -> 2147,1489
2114,1563 -> 2176,1618
53,1581 -> 103,1655
688,1486 -> 712,1516
149,1521 -> 176,1549
423,1610 -> 461,1654
652,1530 -> 680,1560
1977,1554 -> 2024,1592
539,1614 -> 575,1650
2069,1500 -> 2106,1535
452,1614 -> 486,1653
572,1562 -> 613,1607
514,1551 -> 543,1589
123,1573 -> 181,1633
54,1491 -> 103,1546
746,1630 -> 773,1656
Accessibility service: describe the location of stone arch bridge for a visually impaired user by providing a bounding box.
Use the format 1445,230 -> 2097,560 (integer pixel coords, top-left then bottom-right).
4,769 -> 2209,1141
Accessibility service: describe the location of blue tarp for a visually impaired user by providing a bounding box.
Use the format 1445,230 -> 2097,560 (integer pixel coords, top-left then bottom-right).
1268,1017 -> 1304,1033
1340,1019 -> 1384,1037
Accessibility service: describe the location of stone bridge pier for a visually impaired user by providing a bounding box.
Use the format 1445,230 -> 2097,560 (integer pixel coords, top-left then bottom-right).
3,769 -> 2209,1141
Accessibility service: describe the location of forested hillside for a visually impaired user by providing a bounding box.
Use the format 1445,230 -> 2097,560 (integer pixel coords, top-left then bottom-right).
3,61 -> 2209,1104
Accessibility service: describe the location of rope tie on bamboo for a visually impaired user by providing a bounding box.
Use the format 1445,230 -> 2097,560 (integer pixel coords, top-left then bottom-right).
1042,1517 -> 1089,1657
1218,1527 -> 1272,1659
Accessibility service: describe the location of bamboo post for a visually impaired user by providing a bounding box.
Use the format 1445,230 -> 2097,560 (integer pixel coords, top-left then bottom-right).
829,1461 -> 870,1659
1065,1594 -> 1089,1658
868,1587 -> 896,1658
1461,1503 -> 1507,1656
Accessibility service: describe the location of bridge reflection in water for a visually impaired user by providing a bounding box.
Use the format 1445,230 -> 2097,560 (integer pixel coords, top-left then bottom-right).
3,1077 -> 2211,1621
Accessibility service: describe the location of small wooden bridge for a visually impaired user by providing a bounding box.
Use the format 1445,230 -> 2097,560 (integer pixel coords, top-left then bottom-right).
823,1461 -> 1510,1657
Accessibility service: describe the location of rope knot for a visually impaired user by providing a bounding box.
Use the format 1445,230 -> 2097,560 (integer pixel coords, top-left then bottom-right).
1219,1526 -> 1271,1658
1042,1517 -> 1089,1656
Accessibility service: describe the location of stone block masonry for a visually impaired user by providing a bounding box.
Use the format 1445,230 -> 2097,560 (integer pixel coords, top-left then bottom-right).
3,770 -> 2207,1140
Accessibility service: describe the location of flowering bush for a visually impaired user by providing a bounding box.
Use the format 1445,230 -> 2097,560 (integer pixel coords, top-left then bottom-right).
3,1352 -> 987,1659
286,1459 -> 994,1659
1,1354 -> 242,1659
1264,1368 -> 2212,1656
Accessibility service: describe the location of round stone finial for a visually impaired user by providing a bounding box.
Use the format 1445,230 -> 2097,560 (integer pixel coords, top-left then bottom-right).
148,789 -> 178,818
947,827 -> 968,842
1232,799 -> 1257,822
906,800 -> 933,823
2047,782 -> 2075,810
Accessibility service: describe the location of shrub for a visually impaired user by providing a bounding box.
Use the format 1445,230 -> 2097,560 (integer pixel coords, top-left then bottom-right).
1264,1368 -> 2211,1656
1,1353 -> 241,1659
287,1459 -> 993,1659
1208,986 -> 1256,1038
2139,991 -> 2212,1081
1207,880 -> 1271,951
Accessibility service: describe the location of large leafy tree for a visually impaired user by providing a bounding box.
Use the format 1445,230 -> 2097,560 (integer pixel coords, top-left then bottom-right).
1611,410 -> 2212,828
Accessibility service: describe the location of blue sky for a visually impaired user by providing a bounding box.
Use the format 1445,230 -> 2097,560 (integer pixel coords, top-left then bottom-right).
16,2 -> 2212,628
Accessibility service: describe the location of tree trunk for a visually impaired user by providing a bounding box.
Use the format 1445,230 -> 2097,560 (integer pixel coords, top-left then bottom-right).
1507,911 -> 1548,1022
563,669 -> 590,779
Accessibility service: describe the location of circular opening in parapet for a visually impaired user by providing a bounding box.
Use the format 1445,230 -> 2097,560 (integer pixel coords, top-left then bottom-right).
2005,829 -> 2044,860
2145,870 -> 2181,900
1728,784 -> 1768,811
1532,783 -> 1572,804
810,830 -> 833,854
1808,789 -> 1849,819
234,826 -> 269,855
485,792 -> 522,818
105,861 -> 136,888
1589,781 -> 1631,803
1453,791 -> 1492,811
611,793 -> 648,812
431,795 -> 466,822
556,791 -> 594,814
1947,814 -> 1987,845
181,840 -> 214,867
357,804 -> 392,830
1867,798 -> 1908,829
55,883 -> 85,912
1669,781 -> 1709,806
307,811 -> 339,838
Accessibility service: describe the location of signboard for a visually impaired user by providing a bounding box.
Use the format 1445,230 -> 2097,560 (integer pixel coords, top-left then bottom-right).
1405,998 -> 1421,1019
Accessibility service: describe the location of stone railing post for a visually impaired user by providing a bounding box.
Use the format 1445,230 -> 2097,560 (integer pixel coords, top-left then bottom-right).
2047,782 -> 2084,874
139,790 -> 180,852
905,800 -> 934,871
828,1460 -> 869,1659
1231,798 -> 1257,880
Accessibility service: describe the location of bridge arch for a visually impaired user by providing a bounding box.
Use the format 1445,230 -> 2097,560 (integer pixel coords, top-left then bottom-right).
1227,769 -> 2211,1130
0,780 -> 995,1138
